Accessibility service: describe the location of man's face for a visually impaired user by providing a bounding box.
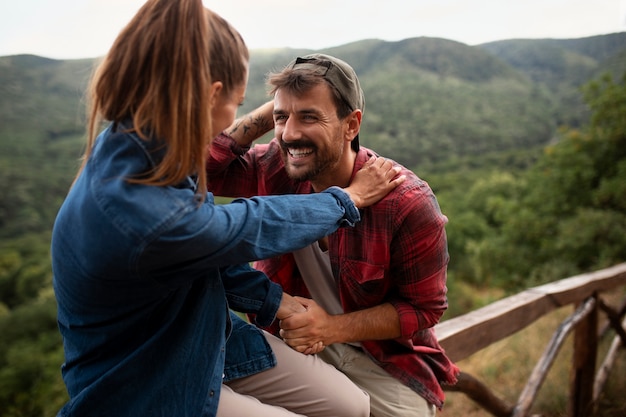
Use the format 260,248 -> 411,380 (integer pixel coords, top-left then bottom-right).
272,83 -> 347,182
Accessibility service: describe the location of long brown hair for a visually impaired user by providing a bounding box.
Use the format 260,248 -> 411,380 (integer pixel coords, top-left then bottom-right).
82,0 -> 248,197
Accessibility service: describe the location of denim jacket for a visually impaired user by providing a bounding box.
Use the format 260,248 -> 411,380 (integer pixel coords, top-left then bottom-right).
51,123 -> 361,417
224,311 -> 276,382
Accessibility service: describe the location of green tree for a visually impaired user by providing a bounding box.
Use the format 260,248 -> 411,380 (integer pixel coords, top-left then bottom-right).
481,72 -> 626,289
0,232 -> 68,416
0,292 -> 66,417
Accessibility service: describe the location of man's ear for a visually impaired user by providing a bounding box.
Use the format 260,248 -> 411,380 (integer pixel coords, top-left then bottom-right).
345,109 -> 362,142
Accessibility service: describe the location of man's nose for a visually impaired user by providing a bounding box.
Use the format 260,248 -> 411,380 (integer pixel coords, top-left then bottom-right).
281,117 -> 301,142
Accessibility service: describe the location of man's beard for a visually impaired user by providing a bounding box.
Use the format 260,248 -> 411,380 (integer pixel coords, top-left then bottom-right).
280,140 -> 341,183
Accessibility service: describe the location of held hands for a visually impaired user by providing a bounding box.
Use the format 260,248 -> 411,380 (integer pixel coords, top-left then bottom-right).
279,297 -> 334,355
343,156 -> 405,209
276,292 -> 307,318
277,294 -> 325,355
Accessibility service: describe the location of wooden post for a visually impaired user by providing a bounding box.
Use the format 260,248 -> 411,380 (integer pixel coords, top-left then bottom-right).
568,295 -> 598,417
445,372 -> 513,417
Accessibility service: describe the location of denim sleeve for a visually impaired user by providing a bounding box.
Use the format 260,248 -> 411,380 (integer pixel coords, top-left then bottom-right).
164,187 -> 361,269
222,263 -> 282,327
322,186 -> 360,227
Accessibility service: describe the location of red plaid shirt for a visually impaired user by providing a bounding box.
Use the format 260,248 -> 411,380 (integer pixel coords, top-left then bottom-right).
207,133 -> 459,408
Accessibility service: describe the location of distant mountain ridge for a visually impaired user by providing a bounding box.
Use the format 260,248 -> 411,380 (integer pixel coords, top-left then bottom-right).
328,37 -> 524,82
479,32 -> 626,85
1,32 -> 624,170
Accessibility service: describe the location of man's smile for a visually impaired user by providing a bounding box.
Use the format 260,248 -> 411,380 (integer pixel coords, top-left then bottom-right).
287,147 -> 314,159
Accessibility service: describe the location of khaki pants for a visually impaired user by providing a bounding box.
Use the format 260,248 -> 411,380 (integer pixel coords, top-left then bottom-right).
218,331 -> 370,417
318,343 -> 437,417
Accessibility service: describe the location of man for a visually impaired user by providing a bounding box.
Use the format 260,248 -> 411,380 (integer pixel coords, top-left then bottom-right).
206,53 -> 459,416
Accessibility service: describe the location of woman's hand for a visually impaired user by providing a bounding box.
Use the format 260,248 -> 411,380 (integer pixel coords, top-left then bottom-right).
343,156 -> 405,208
276,292 -> 307,320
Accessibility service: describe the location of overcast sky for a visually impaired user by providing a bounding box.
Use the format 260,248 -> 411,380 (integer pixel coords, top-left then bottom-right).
1,0 -> 625,60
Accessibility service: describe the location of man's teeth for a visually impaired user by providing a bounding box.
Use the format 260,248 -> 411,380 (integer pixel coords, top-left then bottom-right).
288,148 -> 314,158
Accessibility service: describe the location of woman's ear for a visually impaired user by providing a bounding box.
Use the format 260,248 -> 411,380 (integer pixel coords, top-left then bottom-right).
208,81 -> 224,106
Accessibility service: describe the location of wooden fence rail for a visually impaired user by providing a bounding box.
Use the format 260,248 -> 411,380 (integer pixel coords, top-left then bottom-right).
434,263 -> 626,416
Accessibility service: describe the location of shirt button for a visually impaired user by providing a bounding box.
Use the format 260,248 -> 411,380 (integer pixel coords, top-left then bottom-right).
209,390 -> 215,397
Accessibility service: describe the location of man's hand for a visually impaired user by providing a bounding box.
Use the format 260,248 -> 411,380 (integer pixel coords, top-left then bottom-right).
279,297 -> 336,354
343,156 -> 405,209
276,293 -> 325,355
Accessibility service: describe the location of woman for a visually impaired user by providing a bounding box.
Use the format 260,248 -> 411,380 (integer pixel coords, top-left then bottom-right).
51,1 -> 403,416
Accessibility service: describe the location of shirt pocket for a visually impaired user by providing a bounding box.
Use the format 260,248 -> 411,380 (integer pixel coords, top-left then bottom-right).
340,259 -> 390,301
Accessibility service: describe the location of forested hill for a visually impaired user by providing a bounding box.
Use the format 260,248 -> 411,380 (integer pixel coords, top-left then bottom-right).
1,33 -> 624,175
480,32 -> 626,84
478,32 -> 626,131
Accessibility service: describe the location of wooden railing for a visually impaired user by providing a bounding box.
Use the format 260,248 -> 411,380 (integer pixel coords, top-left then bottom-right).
434,263 -> 626,417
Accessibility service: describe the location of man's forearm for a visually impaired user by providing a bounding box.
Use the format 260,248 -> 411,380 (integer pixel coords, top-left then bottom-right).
280,298 -> 403,352
331,303 -> 402,344
226,101 -> 274,147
